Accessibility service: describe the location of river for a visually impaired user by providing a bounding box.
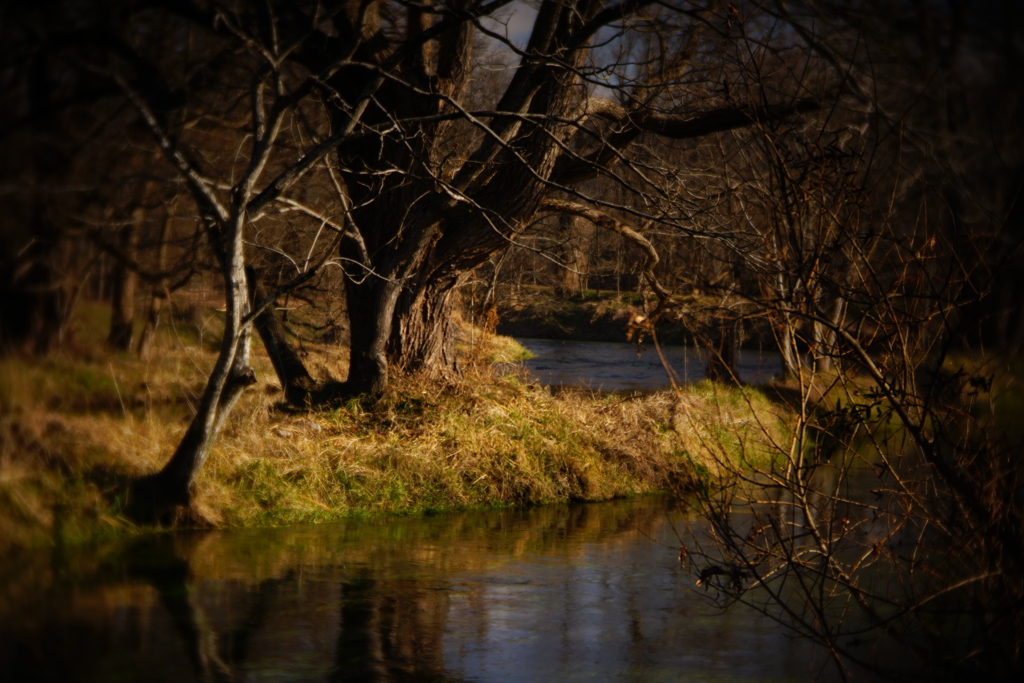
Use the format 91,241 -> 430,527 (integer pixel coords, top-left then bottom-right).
0,496 -> 842,682
514,338 -> 783,392
0,343 -> 850,682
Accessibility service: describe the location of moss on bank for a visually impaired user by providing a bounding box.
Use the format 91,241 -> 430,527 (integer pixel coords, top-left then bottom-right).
0,302 -> 790,551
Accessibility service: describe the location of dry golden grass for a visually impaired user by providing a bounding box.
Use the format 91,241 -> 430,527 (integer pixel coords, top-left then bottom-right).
0,301 -> 791,551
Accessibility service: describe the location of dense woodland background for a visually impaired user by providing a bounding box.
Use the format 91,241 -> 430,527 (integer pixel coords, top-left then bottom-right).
6,0 -> 1023,375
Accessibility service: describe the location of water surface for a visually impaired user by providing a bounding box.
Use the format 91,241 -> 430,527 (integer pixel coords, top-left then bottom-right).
1,496 -> 840,682
515,339 -> 782,392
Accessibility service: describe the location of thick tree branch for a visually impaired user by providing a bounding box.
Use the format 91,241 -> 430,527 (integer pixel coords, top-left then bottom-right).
540,198 -> 670,301
552,98 -> 821,185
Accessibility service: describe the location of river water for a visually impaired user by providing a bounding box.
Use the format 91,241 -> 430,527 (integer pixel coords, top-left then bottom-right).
515,339 -> 783,392
0,496 -> 841,682
1,343 -> 841,682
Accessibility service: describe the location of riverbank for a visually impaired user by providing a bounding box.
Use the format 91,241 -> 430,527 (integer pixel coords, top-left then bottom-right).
493,284 -> 774,347
0,302 -> 790,551
493,284 -> 681,342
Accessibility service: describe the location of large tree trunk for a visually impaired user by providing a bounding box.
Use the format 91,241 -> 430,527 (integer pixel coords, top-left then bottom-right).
107,217 -> 139,351
345,274 -> 402,397
389,273 -> 465,378
323,0 -> 662,394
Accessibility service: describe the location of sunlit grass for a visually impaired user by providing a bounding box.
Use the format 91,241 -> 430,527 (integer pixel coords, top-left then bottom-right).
0,300 -> 794,550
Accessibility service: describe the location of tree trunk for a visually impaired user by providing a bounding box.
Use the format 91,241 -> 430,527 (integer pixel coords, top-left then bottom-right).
344,274 -> 402,397
389,274 -> 465,377
137,215 -> 171,359
554,214 -> 587,298
129,216 -> 256,522
130,329 -> 255,520
107,218 -> 139,351
704,314 -> 740,384
481,250 -> 508,313
1,206 -> 70,355
136,289 -> 165,360
247,265 -> 319,404
779,315 -> 801,379
813,297 -> 845,373
0,258 -> 65,355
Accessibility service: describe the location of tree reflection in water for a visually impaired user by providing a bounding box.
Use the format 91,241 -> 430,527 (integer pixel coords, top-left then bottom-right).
0,497 -> 843,682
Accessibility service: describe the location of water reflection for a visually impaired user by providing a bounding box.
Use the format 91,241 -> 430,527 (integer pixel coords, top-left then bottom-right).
515,338 -> 783,392
1,497 -> 839,682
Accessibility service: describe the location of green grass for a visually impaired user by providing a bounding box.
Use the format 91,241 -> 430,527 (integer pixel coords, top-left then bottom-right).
0,300 -> 794,551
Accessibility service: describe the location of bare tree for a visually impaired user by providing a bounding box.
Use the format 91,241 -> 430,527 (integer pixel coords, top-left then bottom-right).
308,0 -> 820,395
667,2 -> 1024,679
0,0 -> 860,518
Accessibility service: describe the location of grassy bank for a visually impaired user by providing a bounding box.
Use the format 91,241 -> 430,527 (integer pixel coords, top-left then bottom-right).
0,302 -> 791,551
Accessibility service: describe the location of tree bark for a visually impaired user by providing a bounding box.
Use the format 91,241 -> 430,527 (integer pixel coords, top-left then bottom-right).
107,217 -> 139,351
247,265 -> 319,404
129,209 -> 256,522
344,273 -> 402,397
779,314 -> 801,379
554,213 -> 587,299
813,296 -> 845,373
389,273 -> 465,378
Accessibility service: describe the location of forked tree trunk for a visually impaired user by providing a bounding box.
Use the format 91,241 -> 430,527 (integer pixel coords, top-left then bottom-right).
107,219 -> 139,351
130,218 -> 255,522
389,274 -> 465,378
